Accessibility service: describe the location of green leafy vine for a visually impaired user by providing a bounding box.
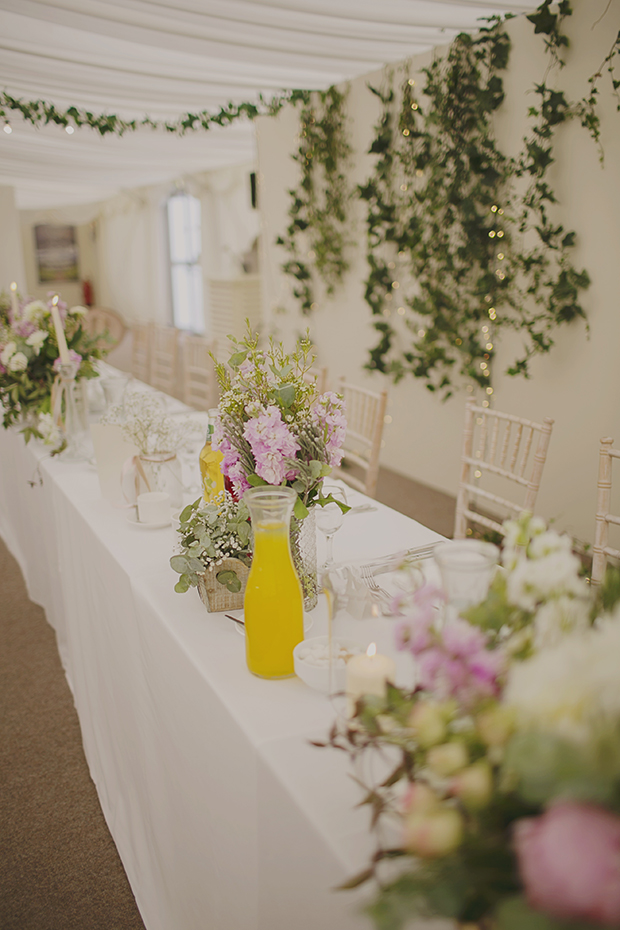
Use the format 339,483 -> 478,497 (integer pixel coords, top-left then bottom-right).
0,88 -> 309,137
276,86 -> 353,315
361,2 -> 618,398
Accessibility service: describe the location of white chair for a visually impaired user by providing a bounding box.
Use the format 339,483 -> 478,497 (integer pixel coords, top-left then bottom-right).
453,400 -> 554,539
182,333 -> 218,412
591,437 -> 620,585
131,322 -> 151,384
331,378 -> 388,499
150,325 -> 179,396
303,365 -> 329,395
83,306 -> 128,351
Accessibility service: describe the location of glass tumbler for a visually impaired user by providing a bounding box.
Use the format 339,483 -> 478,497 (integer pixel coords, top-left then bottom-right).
434,539 -> 499,620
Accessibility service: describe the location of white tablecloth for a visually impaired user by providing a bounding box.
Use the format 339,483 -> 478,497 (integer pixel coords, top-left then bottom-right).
0,414 -> 445,930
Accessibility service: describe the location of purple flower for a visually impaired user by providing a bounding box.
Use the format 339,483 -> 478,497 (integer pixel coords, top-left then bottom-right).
441,617 -> 488,659
514,802 -> 620,926
53,350 -> 82,373
243,406 -> 300,486
311,392 -> 346,467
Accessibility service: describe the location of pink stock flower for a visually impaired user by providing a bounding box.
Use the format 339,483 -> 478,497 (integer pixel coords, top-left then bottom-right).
243,406 -> 300,485
514,802 -> 620,927
311,392 -> 346,467
395,588 -> 504,706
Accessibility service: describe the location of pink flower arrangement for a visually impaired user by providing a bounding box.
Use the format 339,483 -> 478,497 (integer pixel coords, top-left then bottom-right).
515,802 -> 620,926
213,329 -> 346,511
395,584 -> 505,706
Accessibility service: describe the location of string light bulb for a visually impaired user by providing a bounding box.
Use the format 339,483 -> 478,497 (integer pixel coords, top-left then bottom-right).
3,122 -> 12,134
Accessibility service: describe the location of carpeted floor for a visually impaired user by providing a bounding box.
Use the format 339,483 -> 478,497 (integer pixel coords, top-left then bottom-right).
0,538 -> 146,930
0,468 -> 454,930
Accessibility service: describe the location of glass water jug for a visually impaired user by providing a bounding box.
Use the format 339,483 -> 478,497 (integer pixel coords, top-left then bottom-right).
243,486 -> 304,679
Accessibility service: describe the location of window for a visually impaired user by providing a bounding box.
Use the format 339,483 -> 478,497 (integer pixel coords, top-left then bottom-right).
167,192 -> 204,333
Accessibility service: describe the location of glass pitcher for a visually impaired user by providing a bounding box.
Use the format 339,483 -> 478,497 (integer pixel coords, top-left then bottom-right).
243,486 -> 304,679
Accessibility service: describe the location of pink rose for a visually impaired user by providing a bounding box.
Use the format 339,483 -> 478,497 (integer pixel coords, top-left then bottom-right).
514,801 -> 620,926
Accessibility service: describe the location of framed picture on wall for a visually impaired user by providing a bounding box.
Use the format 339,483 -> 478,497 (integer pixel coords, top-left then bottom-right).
34,224 -> 79,283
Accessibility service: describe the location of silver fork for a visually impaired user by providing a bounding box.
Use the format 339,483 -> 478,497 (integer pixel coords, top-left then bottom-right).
360,565 -> 393,614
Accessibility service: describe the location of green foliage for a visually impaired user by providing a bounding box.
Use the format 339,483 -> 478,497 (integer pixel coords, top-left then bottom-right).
0,88 -> 310,137
169,494 -> 252,594
361,7 -> 595,397
276,86 -> 353,314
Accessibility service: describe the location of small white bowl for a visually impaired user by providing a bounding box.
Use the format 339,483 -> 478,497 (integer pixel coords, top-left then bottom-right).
293,636 -> 364,694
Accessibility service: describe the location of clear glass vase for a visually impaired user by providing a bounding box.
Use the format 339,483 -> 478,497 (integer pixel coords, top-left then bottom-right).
138,452 -> 184,508
290,505 -> 318,611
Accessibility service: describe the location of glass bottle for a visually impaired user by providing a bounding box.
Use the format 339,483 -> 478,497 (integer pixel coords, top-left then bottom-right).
243,486 -> 304,679
199,410 -> 225,502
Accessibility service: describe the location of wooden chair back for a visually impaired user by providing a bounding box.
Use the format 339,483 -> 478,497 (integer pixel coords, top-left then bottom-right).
131,322 -> 151,384
83,306 -> 127,350
453,400 -> 554,539
182,334 -> 218,412
150,325 -> 178,396
331,378 -> 388,499
591,437 -> 620,585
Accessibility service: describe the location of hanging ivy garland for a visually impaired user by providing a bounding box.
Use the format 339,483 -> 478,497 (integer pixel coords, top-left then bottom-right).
361,3 -> 618,399
0,88 -> 310,136
276,86 -> 353,315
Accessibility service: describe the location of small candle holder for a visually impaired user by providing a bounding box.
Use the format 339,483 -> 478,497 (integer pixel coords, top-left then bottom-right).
58,360 -> 90,462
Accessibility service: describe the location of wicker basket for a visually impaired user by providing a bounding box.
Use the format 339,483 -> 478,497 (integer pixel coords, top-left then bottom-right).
196,558 -> 250,613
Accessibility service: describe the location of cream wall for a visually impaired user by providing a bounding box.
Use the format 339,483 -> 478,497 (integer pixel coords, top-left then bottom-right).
0,185 -> 26,294
257,1 -> 620,545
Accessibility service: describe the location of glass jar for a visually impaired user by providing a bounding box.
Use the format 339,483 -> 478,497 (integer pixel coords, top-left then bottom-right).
243,486 -> 304,679
138,451 -> 183,508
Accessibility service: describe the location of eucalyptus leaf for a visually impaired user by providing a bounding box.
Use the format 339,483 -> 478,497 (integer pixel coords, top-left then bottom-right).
174,575 -> 190,594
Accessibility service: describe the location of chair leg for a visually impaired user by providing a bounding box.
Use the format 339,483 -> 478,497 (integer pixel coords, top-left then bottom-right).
454,400 -> 475,539
592,437 -> 614,585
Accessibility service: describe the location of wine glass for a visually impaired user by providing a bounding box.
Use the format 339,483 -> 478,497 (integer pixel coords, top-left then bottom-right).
316,484 -> 348,570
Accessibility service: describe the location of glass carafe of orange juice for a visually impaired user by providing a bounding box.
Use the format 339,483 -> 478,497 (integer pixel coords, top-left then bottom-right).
199,409 -> 225,503
243,486 -> 304,679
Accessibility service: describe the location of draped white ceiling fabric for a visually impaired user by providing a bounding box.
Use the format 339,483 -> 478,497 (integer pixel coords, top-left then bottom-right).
0,0 -> 535,209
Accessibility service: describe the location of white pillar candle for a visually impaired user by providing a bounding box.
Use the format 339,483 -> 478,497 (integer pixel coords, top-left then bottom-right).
9,281 -> 19,317
346,643 -> 396,716
50,295 -> 71,365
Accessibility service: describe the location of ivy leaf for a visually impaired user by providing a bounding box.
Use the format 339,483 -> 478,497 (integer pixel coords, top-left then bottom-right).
526,5 -> 557,36
294,496 -> 309,520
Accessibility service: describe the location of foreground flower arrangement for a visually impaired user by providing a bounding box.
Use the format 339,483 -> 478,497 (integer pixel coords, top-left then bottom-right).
320,515 -> 620,930
0,290 -> 106,444
213,327 -> 346,518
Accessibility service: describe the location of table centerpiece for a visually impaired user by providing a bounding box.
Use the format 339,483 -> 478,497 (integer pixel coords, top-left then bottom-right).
101,390 -> 202,507
170,491 -> 252,611
320,514 -> 620,930
0,289 -> 107,448
212,326 -> 347,609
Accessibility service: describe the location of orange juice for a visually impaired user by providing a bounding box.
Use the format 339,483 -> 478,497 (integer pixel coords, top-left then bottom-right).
244,519 -> 304,679
199,429 -> 225,502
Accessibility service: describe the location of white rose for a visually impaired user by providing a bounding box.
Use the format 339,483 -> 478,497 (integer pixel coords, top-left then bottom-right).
1,341 -> 16,365
506,549 -> 585,610
23,300 -> 48,323
533,595 -> 591,651
38,412 -> 61,447
69,305 -> 88,316
25,330 -> 48,355
8,351 -> 28,372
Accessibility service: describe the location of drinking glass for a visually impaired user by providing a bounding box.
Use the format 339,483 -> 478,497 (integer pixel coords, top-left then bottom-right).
316,485 -> 348,569
434,539 -> 499,621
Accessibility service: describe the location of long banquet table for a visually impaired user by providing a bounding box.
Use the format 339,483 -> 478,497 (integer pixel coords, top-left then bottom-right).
0,396 -> 446,930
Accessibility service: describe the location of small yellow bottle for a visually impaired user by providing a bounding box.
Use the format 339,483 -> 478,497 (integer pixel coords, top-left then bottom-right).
199,413 -> 225,502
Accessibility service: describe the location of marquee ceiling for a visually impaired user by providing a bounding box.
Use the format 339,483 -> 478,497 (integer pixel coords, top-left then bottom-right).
0,0 -> 534,210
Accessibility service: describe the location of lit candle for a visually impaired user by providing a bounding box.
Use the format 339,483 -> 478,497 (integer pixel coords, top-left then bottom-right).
9,281 -> 19,318
49,294 -> 70,365
346,643 -> 396,717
